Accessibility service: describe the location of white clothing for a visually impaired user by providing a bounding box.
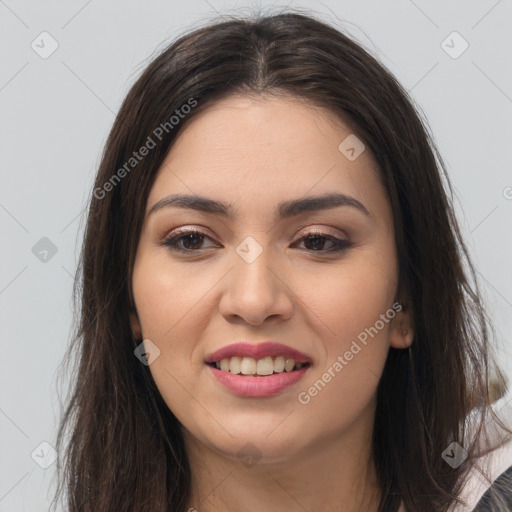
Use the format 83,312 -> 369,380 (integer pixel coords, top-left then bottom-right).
397,395 -> 512,512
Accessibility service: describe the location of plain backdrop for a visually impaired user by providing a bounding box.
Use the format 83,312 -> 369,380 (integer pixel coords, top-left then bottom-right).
1,1 -> 511,510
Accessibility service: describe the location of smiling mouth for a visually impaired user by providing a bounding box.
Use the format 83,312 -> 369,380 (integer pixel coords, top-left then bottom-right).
207,356 -> 311,376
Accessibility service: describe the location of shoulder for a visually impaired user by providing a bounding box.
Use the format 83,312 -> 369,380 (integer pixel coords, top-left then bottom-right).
453,395 -> 512,512
472,464 -> 512,511
398,397 -> 512,512
397,465 -> 512,512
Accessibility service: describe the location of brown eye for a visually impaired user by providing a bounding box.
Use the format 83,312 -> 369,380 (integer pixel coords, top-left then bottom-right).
160,229 -> 351,255
295,232 -> 351,253
161,229 -> 217,252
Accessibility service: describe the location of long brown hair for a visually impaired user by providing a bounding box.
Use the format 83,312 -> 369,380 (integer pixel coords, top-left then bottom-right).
52,9 -> 512,512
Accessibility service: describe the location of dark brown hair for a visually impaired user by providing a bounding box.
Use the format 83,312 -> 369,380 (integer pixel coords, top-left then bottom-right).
52,9 -> 512,512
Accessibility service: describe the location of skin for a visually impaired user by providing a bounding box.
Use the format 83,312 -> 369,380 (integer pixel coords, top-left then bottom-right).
130,93 -> 414,512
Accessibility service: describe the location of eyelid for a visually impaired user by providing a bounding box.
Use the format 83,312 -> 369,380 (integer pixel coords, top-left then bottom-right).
160,224 -> 348,244
159,226 -> 222,254
294,225 -> 348,239
160,225 -> 352,255
160,225 -> 214,243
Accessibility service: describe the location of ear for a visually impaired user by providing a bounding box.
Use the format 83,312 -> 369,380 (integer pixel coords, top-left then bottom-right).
389,300 -> 414,349
130,310 -> 142,340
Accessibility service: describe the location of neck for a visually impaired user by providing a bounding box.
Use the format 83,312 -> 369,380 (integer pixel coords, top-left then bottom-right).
182,399 -> 382,512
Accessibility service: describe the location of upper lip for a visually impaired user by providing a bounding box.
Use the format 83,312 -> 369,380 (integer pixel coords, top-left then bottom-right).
205,342 -> 312,364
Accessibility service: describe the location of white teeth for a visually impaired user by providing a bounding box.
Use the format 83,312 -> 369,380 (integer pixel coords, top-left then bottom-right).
256,356 -> 274,376
284,358 -> 295,372
229,356 -> 242,375
274,356 -> 285,372
240,357 -> 257,375
212,355 -> 308,375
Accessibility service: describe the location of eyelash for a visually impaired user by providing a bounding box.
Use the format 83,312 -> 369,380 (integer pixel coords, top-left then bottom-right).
160,228 -> 351,254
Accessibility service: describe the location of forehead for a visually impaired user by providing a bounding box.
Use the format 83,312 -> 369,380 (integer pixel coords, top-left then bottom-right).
166,93 -> 368,166
146,94 -> 387,220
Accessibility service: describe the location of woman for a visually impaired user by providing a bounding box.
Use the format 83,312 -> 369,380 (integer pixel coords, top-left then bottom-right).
52,10 -> 512,512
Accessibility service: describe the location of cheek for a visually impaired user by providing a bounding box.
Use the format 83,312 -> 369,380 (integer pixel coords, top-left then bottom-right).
298,247 -> 398,343
132,252 -> 212,342
292,248 -> 397,405
131,256 -> 210,423
295,284 -> 394,430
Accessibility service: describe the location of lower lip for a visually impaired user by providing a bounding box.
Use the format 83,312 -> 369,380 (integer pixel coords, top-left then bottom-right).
207,364 -> 310,397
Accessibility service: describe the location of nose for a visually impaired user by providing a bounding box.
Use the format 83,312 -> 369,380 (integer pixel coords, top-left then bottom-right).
218,243 -> 294,326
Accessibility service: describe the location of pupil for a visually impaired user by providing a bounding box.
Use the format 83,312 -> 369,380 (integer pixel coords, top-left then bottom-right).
184,233 -> 203,250
306,236 -> 324,251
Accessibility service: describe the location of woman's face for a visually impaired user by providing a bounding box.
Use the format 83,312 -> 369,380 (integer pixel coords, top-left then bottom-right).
130,94 -> 412,464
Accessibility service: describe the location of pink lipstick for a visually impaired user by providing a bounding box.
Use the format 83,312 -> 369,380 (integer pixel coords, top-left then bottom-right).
205,341 -> 311,364
205,341 -> 312,398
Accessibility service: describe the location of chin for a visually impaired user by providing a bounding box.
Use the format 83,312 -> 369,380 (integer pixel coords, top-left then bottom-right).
191,419 -> 312,465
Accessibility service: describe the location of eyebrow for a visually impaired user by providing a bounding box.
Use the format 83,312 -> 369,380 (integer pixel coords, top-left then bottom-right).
148,192 -> 370,219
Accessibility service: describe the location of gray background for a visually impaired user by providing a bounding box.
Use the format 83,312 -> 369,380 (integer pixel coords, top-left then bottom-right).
1,0 -> 511,510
